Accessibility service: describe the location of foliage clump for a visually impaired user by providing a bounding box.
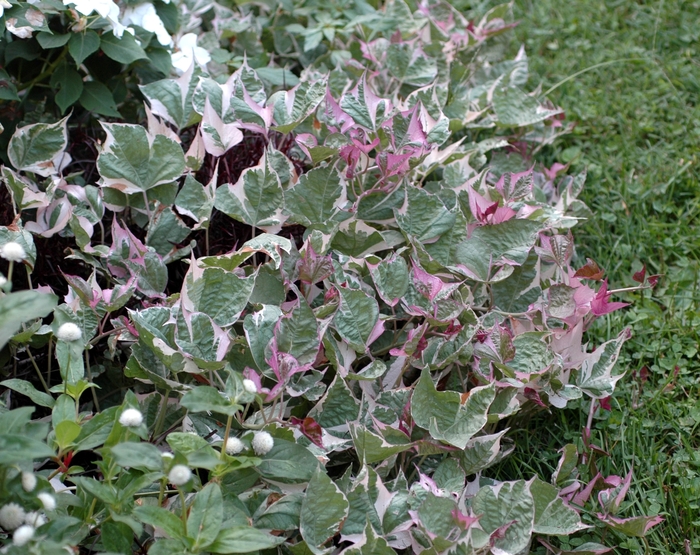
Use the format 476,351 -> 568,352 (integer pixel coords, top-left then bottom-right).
0,0 -> 661,553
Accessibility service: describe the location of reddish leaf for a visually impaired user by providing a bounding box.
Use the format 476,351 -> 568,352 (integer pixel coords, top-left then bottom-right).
632,265 -> 646,283
290,416 -> 324,448
574,258 -> 605,281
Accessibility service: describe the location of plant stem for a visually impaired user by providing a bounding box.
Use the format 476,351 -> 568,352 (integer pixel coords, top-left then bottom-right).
85,349 -> 100,412
152,389 -> 171,441
25,347 -> 50,394
178,488 -> 188,531
220,414 -> 233,460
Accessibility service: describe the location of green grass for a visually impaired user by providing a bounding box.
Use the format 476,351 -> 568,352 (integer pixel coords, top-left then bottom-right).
498,0 -> 700,552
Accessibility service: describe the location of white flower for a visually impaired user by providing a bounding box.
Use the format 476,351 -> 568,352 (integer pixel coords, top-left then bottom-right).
0,0 -> 11,18
56,322 -> 82,342
24,512 -> 46,528
12,524 -> 34,546
21,473 -> 37,493
37,493 -> 56,511
63,0 -> 126,38
0,242 -> 26,262
122,3 -> 171,46
161,452 -> 174,459
119,408 -> 144,428
252,431 -> 274,456
224,437 -> 244,455
171,33 -> 211,74
168,465 -> 192,486
0,275 -> 6,287
242,379 -> 257,394
0,503 -> 26,531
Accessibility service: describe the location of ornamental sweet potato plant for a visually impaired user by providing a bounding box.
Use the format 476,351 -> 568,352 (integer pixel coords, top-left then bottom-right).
0,0 -> 661,553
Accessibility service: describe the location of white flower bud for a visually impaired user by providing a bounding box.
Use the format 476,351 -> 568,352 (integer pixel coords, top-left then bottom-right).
37,493 -> 55,511
119,408 -> 144,428
161,452 -> 174,459
12,524 -> 34,546
224,436 -> 244,455
56,322 -> 82,342
0,242 -> 26,262
242,379 -> 257,394
0,503 -> 26,531
21,472 -> 37,492
24,511 -> 46,527
252,431 -> 274,456
168,465 -> 192,486
0,275 -> 7,287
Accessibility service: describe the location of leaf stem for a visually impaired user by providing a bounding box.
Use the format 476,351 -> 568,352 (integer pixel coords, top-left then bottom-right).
25,347 -> 51,394
220,414 -> 233,460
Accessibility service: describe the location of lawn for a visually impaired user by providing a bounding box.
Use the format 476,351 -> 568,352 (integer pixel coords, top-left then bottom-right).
509,0 -> 700,552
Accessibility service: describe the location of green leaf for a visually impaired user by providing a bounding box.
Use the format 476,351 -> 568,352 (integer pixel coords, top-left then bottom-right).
101,521 -> 134,554
68,30 -> 100,66
472,480 -> 534,555
181,386 -> 241,416
80,81 -> 122,118
300,468 -> 349,554
411,369 -> 495,449
509,332 -> 553,376
0,434 -> 54,464
395,186 -> 456,243
185,267 -> 255,327
256,67 -> 299,87
36,32 -> 71,49
97,123 -> 185,194
134,506 -> 185,540
459,430 -> 508,475
50,62 -> 83,114
110,442 -> 165,471
386,43 -> 438,86
417,492 -> 459,539
244,305 -> 282,371
7,116 -> 69,176
576,328 -> 630,398
74,406 -> 118,452
145,206 -> 191,256
55,420 -> 81,450
0,69 -> 19,101
256,438 -> 319,483
350,423 -> 412,464
270,79 -> 327,133
254,493 -> 303,530
367,254 -> 409,306
188,483 -> 223,550
100,31 -> 149,64
0,291 -> 57,351
343,520 -> 395,555
175,174 -> 214,229
0,379 -> 54,408
492,251 -> 541,312
276,297 -> 320,366
140,65 -> 201,130
285,165 -> 346,226
454,219 -> 541,282
311,375 -> 360,429
55,335 -> 85,385
209,526 -> 285,553
530,478 -> 588,535
214,149 -> 285,231
333,287 -> 380,353
493,86 -> 561,127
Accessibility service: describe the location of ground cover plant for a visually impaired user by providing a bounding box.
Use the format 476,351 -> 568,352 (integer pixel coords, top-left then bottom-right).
0,0 -> 663,553
512,0 -> 700,552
